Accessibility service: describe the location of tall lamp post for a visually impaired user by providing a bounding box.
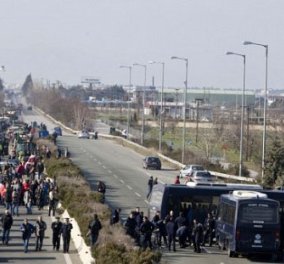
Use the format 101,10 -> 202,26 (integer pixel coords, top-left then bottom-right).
133,63 -> 147,145
119,65 -> 132,139
226,51 -> 246,177
149,61 -> 165,153
171,56 -> 188,164
243,41 -> 268,183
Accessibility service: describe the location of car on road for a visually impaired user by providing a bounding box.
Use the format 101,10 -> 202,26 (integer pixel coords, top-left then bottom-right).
191,170 -> 214,182
143,156 -> 161,170
78,130 -> 89,139
179,164 -> 204,178
53,126 -> 62,136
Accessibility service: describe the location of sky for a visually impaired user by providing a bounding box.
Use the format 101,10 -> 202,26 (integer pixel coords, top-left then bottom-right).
0,0 -> 283,91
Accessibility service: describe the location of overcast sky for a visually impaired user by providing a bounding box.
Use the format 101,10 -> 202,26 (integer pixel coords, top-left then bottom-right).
0,0 -> 283,90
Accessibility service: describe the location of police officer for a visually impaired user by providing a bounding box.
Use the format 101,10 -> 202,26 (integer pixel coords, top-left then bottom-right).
192,219 -> 203,253
202,213 -> 215,247
61,218 -> 73,253
35,216 -> 47,251
51,217 -> 62,251
139,216 -> 155,250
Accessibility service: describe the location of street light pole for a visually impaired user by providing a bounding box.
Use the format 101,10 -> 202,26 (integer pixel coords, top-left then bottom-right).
226,51 -> 246,177
243,41 -> 268,183
133,63 -> 147,145
149,61 -> 165,153
119,65 -> 132,139
171,56 -> 188,164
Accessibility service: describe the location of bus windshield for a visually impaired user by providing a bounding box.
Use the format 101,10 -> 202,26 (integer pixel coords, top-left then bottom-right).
238,203 -> 279,224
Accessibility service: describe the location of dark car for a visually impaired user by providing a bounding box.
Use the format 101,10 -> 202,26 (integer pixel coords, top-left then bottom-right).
143,156 -> 161,170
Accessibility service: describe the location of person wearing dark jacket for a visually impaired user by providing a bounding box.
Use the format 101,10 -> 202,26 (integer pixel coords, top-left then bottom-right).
166,216 -> 176,251
124,212 -> 136,239
139,216 -> 155,250
192,219 -> 203,253
111,208 -> 121,225
202,213 -> 215,247
35,216 -> 47,251
87,214 -> 102,246
51,217 -> 62,251
175,212 -> 188,248
20,218 -> 35,253
61,218 -> 73,253
1,210 -> 13,245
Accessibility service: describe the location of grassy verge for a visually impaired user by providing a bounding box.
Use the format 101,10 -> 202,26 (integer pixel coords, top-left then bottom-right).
38,140 -> 162,264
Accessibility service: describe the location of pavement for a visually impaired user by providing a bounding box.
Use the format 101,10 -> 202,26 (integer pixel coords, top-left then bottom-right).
0,204 -> 82,264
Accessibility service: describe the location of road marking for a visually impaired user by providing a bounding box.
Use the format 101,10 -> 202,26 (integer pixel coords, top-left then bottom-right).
146,172 -> 152,176
135,192 -> 141,197
113,174 -> 118,179
144,200 -> 149,204
63,252 -> 73,264
159,179 -> 165,184
102,165 -> 106,169
94,158 -> 97,161
120,179 -> 125,184
127,185 -> 133,190
98,161 -> 102,165
108,170 -> 112,174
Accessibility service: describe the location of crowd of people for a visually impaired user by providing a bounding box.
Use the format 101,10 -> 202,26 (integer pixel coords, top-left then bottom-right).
0,121 -> 75,254
124,206 -> 216,253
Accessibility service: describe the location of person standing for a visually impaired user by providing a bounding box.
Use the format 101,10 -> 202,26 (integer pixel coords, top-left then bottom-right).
48,188 -> 58,217
5,183 -> 13,214
174,175 -> 180,184
139,216 -> 155,250
61,218 -> 73,253
35,216 -> 47,251
192,219 -> 203,253
1,210 -> 13,245
146,176 -> 154,199
87,214 -> 102,246
20,218 -> 35,253
12,188 -> 20,216
202,213 -> 215,247
166,216 -> 176,251
51,217 -> 62,251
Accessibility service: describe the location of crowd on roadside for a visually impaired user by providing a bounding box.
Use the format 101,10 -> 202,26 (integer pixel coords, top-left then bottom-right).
0,120 -> 75,254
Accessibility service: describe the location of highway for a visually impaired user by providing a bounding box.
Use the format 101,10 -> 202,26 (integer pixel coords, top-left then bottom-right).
21,107 -> 277,264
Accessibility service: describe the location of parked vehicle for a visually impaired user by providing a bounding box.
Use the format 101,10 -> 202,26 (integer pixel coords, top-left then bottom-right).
179,164 -> 204,178
216,191 -> 281,260
143,156 -> 161,170
191,170 -> 215,182
78,130 -> 89,139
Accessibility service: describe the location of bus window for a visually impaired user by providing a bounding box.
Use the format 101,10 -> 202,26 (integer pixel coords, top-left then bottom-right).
238,203 -> 279,224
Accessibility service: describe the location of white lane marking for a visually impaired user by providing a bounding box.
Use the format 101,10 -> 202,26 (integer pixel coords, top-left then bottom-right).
135,192 -> 141,197
127,185 -> 133,190
120,179 -> 125,184
113,174 -> 118,179
102,165 -> 106,169
146,172 -> 152,176
98,161 -> 102,165
108,170 -> 112,174
159,179 -> 165,184
63,252 -> 73,264
144,200 -> 149,204
94,158 -> 97,161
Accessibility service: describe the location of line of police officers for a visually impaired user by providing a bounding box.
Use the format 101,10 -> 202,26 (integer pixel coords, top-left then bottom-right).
124,207 -> 216,252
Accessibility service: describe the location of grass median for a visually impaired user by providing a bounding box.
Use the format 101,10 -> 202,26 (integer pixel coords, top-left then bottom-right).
44,154 -> 162,264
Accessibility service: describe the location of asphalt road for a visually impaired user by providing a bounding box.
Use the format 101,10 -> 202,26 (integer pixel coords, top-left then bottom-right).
21,107 -> 277,264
